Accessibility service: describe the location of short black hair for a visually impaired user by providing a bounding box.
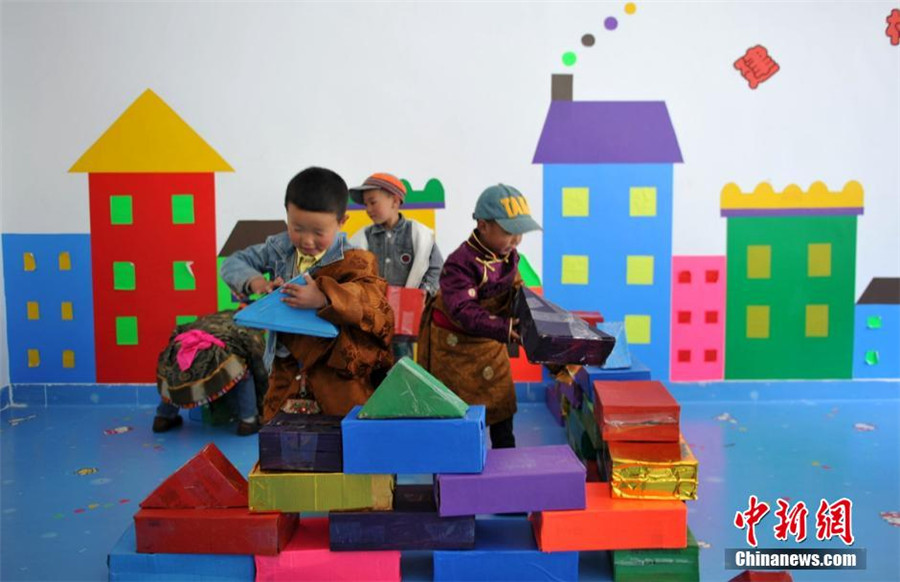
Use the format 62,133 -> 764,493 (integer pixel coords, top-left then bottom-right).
284,167 -> 348,218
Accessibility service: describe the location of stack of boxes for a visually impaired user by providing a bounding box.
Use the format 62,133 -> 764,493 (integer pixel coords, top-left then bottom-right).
110,443 -> 297,580
542,379 -> 700,582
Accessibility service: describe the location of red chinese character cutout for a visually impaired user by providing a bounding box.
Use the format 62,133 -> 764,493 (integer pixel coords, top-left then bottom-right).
734,45 -> 780,89
815,498 -> 855,545
887,9 -> 900,46
734,495 -> 771,547
773,498 -> 808,542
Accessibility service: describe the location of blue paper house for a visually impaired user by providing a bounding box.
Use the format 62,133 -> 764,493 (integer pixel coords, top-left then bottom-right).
853,277 -> 900,378
2,234 -> 96,382
533,75 -> 683,378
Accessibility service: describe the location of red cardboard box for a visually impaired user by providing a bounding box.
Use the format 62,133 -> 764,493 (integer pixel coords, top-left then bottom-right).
134,508 -> 297,555
387,286 -> 426,338
593,380 -> 680,442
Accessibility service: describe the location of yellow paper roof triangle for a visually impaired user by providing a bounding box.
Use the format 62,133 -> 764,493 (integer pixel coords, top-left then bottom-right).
70,89 -> 233,173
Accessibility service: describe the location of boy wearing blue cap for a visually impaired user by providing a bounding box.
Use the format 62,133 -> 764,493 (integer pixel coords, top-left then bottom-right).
416,184 -> 541,449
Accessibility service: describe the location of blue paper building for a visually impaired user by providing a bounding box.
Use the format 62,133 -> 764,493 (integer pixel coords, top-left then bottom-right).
108,523 -> 254,581
853,278 -> 900,378
342,405 -> 486,474
433,518 -> 578,581
2,234 -> 96,383
533,76 -> 683,379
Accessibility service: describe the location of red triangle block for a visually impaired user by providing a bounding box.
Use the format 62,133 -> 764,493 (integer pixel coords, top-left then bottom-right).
140,443 -> 248,509
728,571 -> 793,582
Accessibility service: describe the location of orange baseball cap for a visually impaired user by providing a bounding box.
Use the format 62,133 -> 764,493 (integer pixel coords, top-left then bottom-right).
349,172 -> 407,204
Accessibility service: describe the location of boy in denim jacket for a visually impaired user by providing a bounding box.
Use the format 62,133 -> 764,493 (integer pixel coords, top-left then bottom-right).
222,167 -> 394,421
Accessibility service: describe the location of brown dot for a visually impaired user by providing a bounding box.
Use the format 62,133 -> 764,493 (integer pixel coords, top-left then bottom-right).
581,34 -> 595,47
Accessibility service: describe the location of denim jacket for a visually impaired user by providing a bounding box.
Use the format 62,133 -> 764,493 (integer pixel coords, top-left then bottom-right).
349,214 -> 443,294
220,231 -> 354,370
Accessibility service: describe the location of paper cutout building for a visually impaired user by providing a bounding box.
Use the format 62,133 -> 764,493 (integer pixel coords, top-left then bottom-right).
533,74 -> 683,379
2,234 -> 96,382
720,181 -> 863,379
218,220 -> 287,311
670,255 -> 726,381
69,89 -> 232,382
852,277 -> 900,378
358,357 -> 468,419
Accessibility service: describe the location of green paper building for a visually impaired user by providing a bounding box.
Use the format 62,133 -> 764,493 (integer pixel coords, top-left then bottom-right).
720,181 -> 863,379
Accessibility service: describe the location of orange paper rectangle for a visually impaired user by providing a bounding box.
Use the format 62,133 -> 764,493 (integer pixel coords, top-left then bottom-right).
531,482 -> 686,551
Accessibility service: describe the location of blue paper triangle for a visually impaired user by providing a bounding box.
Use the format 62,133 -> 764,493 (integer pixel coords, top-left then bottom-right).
233,275 -> 338,338
597,322 -> 632,369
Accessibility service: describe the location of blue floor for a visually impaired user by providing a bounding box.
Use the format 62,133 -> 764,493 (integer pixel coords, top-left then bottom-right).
1,381 -> 899,582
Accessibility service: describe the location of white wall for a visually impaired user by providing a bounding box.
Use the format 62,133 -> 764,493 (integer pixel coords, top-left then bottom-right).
2,1 -> 898,298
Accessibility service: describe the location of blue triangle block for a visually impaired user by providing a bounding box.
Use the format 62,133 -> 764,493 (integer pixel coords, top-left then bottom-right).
233,274 -> 338,338
597,322 -> 632,369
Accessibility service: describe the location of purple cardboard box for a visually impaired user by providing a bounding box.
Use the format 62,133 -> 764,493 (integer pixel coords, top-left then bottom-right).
559,381 -> 582,409
435,445 -> 586,516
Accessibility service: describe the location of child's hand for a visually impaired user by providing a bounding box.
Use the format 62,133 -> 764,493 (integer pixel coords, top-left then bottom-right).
249,276 -> 284,295
280,273 -> 328,309
509,318 -> 522,343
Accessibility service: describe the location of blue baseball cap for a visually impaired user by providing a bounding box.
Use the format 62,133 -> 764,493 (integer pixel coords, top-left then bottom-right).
473,184 -> 542,235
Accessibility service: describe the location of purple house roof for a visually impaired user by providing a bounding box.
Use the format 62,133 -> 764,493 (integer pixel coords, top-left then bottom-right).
533,101 -> 683,164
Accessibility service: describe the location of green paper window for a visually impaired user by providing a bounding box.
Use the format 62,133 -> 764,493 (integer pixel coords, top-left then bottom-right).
173,261 -> 196,291
113,262 -> 136,291
865,350 -> 879,366
176,315 -> 198,325
116,316 -> 138,346
110,195 -> 133,225
866,315 -> 882,329
172,194 -> 195,224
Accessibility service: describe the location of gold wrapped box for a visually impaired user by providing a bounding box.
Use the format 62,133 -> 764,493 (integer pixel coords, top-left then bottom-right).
605,436 -> 698,500
249,464 -> 394,512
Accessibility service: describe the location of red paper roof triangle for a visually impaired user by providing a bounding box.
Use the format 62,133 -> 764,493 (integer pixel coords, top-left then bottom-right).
140,443 -> 248,509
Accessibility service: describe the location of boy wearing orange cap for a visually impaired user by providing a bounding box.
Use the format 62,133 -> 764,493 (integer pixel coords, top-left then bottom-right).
349,173 -> 443,360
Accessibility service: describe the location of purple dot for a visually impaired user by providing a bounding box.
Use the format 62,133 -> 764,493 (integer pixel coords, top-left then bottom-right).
604,16 -> 618,30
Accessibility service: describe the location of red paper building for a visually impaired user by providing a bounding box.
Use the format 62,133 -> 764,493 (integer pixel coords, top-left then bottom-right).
69,90 -> 232,382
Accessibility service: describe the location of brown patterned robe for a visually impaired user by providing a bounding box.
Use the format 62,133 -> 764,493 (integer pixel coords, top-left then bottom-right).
264,250 -> 394,421
416,233 -> 522,425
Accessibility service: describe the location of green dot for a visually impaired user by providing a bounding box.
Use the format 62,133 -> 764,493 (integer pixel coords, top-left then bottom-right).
562,52 -> 577,67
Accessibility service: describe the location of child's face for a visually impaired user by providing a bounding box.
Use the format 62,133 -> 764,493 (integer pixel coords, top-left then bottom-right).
362,189 -> 400,225
286,202 -> 348,256
477,220 -> 523,257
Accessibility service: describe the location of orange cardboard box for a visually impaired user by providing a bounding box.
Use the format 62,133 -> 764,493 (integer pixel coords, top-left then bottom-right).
531,482 -> 686,551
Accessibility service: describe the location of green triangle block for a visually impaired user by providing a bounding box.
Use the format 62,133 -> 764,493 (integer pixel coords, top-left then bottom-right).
358,357 -> 468,419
